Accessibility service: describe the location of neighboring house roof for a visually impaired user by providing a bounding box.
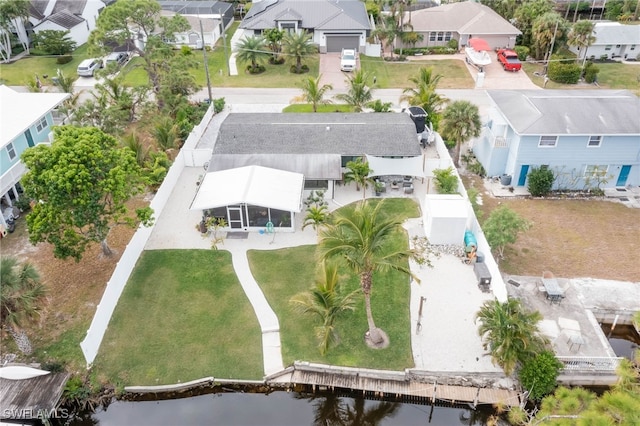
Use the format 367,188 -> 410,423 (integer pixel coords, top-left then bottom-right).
240,0 -> 370,31
159,10 -> 219,33
0,85 -> 69,147
51,0 -> 87,15
45,9 -> 84,29
29,0 -> 49,21
487,90 -> 640,136
592,22 -> 640,45
157,0 -> 232,15
213,113 -> 421,156
407,1 -> 521,35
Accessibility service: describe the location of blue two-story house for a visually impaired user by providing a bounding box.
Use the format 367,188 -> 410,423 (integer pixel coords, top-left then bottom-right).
474,90 -> 640,190
0,85 -> 69,232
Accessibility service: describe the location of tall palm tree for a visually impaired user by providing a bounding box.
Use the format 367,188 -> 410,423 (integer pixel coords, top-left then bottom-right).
235,35 -> 270,72
282,30 -> 317,73
1,257 -> 47,354
294,75 -> 333,112
318,200 -> 416,346
400,67 -> 448,129
290,261 -> 358,355
567,20 -> 596,64
334,69 -> 373,112
439,100 -> 482,168
476,299 -> 547,376
532,12 -> 568,61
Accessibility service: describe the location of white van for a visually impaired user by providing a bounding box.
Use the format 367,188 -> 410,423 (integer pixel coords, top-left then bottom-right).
77,58 -> 102,77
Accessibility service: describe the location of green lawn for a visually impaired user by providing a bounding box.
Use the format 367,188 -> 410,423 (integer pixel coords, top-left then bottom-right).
248,199 -> 421,370
0,44 -> 93,86
360,55 -> 474,89
95,250 -> 263,385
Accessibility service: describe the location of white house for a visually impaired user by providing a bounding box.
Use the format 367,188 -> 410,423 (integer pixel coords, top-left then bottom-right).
29,0 -> 106,46
569,21 -> 640,61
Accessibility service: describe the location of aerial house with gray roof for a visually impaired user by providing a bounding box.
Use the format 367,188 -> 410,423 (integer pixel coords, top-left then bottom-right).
473,90 -> 640,190
191,113 -> 423,231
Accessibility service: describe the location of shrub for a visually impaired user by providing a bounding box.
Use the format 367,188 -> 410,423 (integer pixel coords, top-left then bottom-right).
213,97 -> 226,114
518,351 -> 563,400
446,39 -> 458,50
290,64 -> 309,73
433,167 -> 458,194
33,29 -> 76,55
394,46 -> 456,56
548,59 -> 581,84
56,55 -> 73,65
246,64 -> 266,74
527,166 -> 555,197
514,46 -> 529,61
583,61 -> 599,83
268,56 -> 285,65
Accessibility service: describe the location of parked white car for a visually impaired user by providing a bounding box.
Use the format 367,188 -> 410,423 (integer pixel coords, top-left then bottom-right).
340,48 -> 356,72
77,58 -> 102,77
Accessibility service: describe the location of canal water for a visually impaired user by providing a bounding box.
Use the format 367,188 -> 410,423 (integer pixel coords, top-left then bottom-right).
67,391 -> 502,426
601,324 -> 640,360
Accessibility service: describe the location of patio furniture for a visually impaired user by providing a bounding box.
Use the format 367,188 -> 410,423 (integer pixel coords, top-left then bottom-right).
542,273 -> 564,303
404,184 -> 414,194
567,333 -> 585,351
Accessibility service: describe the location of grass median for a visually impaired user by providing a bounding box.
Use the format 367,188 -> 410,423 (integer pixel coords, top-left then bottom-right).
95,249 -> 263,386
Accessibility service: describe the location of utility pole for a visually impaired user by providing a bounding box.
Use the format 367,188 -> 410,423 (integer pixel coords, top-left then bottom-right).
199,19 -> 212,103
220,19 -> 230,76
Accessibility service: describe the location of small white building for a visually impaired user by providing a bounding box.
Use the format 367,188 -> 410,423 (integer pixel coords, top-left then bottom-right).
29,0 -> 106,47
569,21 -> 640,61
423,194 -> 468,246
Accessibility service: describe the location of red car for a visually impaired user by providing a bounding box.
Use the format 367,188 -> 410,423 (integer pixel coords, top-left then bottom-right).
497,49 -> 521,72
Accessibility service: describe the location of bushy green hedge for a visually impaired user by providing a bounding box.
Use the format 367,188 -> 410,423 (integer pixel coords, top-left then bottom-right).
527,166 -> 555,197
56,55 -> 73,65
583,61 -> 599,83
394,46 -> 457,56
514,46 -> 529,61
548,57 -> 581,84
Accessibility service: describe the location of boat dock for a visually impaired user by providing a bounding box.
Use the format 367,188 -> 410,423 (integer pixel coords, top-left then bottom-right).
0,371 -> 70,421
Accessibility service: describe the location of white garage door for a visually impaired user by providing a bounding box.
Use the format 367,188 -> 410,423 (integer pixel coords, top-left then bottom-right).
326,35 -> 359,52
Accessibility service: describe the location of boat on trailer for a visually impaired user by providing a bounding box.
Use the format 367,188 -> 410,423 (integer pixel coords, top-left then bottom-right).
464,38 -> 492,72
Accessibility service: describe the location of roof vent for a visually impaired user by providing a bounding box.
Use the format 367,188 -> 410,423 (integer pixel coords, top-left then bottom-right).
326,126 -> 331,131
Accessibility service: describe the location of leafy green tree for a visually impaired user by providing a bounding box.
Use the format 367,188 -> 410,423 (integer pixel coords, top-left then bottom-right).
302,205 -> 330,235
282,30 -> 317,73
483,206 -> 531,260
531,12 -> 568,61
476,299 -> 547,376
400,67 -> 447,129
21,126 -> 154,261
334,69 -> 373,112
88,0 -> 191,104
480,0 -> 518,21
263,28 -> 285,61
0,257 -> 46,354
518,350 -> 563,400
290,261 -> 358,355
235,35 -> 270,73
294,76 -> 333,112
33,29 -> 76,55
318,200 -> 416,347
0,0 -> 30,61
527,166 -> 555,197
343,157 -> 373,198
439,100 -> 482,168
513,0 -> 554,47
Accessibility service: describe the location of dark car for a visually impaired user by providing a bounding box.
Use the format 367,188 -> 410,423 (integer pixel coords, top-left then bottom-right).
104,52 -> 129,68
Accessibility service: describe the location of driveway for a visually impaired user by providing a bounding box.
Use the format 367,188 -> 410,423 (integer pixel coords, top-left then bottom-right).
459,53 -> 541,90
319,52 -> 355,91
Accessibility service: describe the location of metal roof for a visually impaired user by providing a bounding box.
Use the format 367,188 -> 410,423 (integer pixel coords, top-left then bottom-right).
212,113 -> 422,157
487,90 -> 640,135
240,0 -> 370,31
0,85 -> 70,147
46,9 -> 84,29
157,0 -> 232,15
592,22 -> 640,46
407,1 -> 521,35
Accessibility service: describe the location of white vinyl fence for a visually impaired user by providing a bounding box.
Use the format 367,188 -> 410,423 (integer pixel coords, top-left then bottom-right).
80,105 -> 215,366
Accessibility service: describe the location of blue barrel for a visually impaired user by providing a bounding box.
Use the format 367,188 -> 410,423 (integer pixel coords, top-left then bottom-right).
464,231 -> 477,248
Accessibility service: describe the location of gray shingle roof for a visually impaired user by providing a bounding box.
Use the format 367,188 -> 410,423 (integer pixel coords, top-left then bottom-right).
488,90 -> 640,135
213,113 -> 422,156
29,0 -> 49,20
241,0 -> 370,31
52,0 -> 87,15
46,10 -> 84,29
408,1 -> 521,35
157,0 -> 232,15
592,22 -> 640,45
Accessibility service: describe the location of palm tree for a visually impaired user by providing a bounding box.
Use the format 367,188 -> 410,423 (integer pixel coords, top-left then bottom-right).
318,200 -> 416,347
153,115 -> 179,151
439,100 -> 482,168
334,69 -> 373,112
475,299 -> 547,376
1,257 -> 47,354
235,35 -> 270,73
290,261 -> 358,355
343,157 -> 372,199
567,20 -> 596,64
294,76 -> 333,112
367,99 -> 393,112
302,204 -> 330,235
532,12 -> 568,61
282,30 -> 318,73
400,67 -> 448,129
